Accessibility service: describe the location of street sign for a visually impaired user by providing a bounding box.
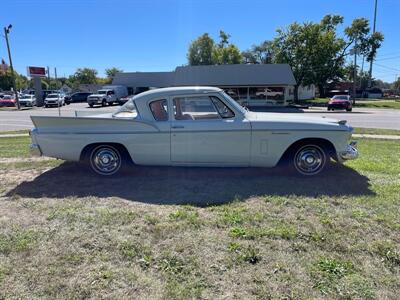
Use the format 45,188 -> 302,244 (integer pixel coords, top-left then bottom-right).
27,66 -> 46,77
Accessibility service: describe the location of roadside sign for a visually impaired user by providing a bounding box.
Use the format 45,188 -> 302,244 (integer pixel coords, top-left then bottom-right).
27,66 -> 46,77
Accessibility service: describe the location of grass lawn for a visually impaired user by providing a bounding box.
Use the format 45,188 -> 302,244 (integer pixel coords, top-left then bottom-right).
0,129 -> 29,135
0,136 -> 399,299
353,127 -> 400,136
303,98 -> 400,109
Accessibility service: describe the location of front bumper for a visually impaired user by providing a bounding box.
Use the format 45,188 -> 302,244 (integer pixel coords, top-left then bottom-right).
88,98 -> 102,104
339,141 -> 358,160
30,144 -> 42,157
20,102 -> 33,107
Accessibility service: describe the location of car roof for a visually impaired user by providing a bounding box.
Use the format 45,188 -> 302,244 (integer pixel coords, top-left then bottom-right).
134,86 -> 222,100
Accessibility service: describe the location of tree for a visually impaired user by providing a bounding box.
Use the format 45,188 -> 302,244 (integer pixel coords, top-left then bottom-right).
242,40 -> 274,64
272,21 -> 317,102
0,70 -> 28,91
187,31 -> 242,65
187,33 -> 215,65
72,68 -> 98,84
272,15 -> 384,102
105,67 -> 123,83
393,77 -> 400,91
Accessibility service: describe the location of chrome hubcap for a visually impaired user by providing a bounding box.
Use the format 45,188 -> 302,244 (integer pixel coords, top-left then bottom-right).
91,147 -> 121,175
294,146 -> 324,175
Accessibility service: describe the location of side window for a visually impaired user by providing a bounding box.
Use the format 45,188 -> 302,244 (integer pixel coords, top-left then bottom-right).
149,99 -> 168,121
173,96 -> 220,120
210,96 -> 235,118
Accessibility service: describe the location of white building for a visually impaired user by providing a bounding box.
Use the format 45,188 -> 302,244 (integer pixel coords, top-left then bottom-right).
113,64 -> 315,106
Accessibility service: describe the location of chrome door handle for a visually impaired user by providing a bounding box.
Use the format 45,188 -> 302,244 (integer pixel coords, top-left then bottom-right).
171,125 -> 185,129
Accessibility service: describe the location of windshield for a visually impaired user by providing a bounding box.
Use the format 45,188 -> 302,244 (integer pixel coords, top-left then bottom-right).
20,95 -> 32,99
113,99 -> 138,118
47,94 -> 59,98
220,91 -> 247,114
333,95 -> 349,100
97,90 -> 107,94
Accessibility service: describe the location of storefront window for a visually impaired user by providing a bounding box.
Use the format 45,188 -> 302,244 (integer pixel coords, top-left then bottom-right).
224,88 -> 239,100
223,86 -> 286,106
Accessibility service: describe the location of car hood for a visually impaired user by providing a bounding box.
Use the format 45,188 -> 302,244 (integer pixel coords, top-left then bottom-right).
246,112 -> 350,131
330,100 -> 349,104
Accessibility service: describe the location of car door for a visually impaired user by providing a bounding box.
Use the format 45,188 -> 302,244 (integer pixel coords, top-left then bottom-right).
170,94 -> 251,165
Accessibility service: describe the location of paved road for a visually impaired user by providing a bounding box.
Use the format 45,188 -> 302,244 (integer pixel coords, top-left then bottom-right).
0,103 -> 399,131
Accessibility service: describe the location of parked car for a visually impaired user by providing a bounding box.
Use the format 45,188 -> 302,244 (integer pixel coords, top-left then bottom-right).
118,95 -> 134,105
0,95 -> 16,107
327,95 -> 352,112
44,93 -> 65,108
19,94 -> 36,107
65,92 -> 92,105
87,85 -> 128,107
29,86 -> 358,176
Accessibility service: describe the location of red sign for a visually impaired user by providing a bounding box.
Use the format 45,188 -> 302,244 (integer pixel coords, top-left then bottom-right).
27,66 -> 46,77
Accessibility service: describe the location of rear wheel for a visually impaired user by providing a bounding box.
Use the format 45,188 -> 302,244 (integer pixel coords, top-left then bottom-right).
346,108 -> 352,112
89,145 -> 122,176
108,101 -> 113,106
89,103 -> 94,108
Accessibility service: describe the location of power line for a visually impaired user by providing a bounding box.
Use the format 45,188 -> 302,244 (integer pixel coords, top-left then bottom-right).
376,55 -> 400,61
374,63 -> 400,72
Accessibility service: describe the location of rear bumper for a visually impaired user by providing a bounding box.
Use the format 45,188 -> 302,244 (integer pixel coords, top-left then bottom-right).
30,144 -> 42,157
339,141 -> 358,160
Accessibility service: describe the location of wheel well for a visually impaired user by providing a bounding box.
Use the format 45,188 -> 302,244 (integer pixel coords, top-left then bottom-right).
80,143 -> 133,163
278,138 -> 337,164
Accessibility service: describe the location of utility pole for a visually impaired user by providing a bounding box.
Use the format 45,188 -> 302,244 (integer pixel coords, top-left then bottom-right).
360,55 -> 365,87
353,40 -> 358,105
54,67 -> 58,89
47,66 -> 50,87
3,25 -> 20,110
368,0 -> 378,88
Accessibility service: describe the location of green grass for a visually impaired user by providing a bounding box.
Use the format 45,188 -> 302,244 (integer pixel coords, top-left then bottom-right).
0,130 -> 29,135
353,127 -> 400,136
0,135 -> 400,299
356,101 -> 400,109
0,136 -> 31,158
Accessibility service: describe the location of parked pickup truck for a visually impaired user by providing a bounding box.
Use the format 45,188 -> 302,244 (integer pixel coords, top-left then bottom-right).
87,85 -> 128,107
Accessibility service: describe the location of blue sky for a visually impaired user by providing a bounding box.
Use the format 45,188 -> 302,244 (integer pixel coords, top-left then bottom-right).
1,0 -> 399,81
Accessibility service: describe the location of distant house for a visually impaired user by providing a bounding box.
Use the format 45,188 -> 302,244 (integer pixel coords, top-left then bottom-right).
113,64 -> 316,106
59,84 -> 73,94
78,84 -> 103,93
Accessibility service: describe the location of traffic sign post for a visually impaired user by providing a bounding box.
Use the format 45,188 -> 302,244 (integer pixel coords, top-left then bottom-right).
27,66 -> 46,107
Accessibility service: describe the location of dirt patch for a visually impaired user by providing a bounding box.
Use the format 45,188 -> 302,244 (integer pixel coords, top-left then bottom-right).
0,157 -> 55,164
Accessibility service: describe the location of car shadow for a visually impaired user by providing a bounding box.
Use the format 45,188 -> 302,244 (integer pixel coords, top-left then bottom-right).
7,162 -> 374,206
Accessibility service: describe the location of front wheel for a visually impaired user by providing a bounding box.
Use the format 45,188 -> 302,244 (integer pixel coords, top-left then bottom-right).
292,144 -> 327,176
89,145 -> 122,176
102,99 -> 107,107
